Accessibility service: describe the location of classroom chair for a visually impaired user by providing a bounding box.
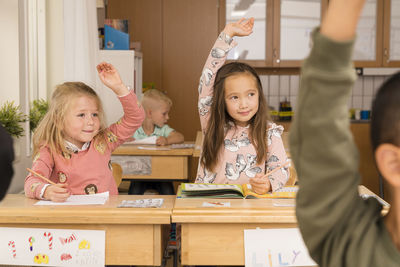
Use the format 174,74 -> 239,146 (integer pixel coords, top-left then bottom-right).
112,162 -> 123,187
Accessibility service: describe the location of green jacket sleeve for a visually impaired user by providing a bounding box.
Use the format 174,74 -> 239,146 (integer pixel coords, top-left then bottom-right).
290,29 -> 361,264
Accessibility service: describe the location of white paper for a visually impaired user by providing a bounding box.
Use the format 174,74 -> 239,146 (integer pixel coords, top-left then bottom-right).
272,199 -> 296,207
124,136 -> 157,145
0,227 -> 105,266
244,228 -> 317,267
35,192 -> 109,206
118,198 -> 164,208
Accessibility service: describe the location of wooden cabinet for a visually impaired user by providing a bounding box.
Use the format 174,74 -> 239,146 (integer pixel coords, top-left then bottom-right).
383,0 -> 400,66
279,121 -> 381,197
107,0 -> 219,141
331,0 -> 400,68
221,0 -> 328,67
222,0 -> 400,68
353,0 -> 383,67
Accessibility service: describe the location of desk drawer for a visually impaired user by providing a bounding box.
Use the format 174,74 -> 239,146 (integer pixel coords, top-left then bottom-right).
121,156 -> 188,180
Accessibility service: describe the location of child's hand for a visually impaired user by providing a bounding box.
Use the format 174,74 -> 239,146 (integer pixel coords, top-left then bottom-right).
223,17 -> 254,38
156,136 -> 168,146
249,174 -> 271,195
43,184 -> 70,202
97,62 -> 129,96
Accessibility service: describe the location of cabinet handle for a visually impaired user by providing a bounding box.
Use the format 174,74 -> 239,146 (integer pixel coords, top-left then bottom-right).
273,49 -> 280,63
384,48 -> 389,63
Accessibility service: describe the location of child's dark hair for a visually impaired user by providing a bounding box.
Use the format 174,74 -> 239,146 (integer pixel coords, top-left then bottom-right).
201,62 -> 270,171
371,72 -> 400,152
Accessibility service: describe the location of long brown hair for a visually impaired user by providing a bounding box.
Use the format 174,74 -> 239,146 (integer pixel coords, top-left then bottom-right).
201,62 -> 270,171
32,82 -> 107,157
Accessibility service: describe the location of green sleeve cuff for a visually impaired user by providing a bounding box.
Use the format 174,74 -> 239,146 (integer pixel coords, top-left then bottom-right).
305,28 -> 355,72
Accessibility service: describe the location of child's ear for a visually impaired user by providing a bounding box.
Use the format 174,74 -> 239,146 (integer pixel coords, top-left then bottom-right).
375,144 -> 400,187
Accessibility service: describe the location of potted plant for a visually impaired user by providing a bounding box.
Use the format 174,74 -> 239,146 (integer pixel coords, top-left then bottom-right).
0,101 -> 27,138
29,99 -> 48,133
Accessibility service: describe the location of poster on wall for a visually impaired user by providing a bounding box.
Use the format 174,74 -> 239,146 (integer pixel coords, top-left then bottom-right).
0,227 -> 105,267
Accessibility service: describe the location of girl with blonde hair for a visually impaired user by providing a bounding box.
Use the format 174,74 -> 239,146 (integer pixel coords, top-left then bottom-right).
25,62 -> 145,202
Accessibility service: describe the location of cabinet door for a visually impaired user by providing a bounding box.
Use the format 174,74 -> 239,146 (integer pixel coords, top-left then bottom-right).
383,0 -> 400,66
225,0 -> 273,66
163,0 -> 219,140
353,0 -> 383,67
274,0 -> 327,67
107,0 -> 163,90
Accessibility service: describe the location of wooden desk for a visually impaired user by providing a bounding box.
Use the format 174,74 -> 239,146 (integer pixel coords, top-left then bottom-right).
0,194 -> 175,266
113,144 -> 194,180
172,185 -> 387,266
172,197 -> 297,266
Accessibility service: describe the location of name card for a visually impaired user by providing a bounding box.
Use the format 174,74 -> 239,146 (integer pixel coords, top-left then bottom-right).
244,228 -> 317,267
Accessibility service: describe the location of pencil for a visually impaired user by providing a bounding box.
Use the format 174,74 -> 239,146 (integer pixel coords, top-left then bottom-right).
265,161 -> 290,177
26,168 -> 57,185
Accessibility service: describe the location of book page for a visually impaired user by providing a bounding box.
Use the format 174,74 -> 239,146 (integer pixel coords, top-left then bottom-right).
243,184 -> 298,199
182,183 -> 242,191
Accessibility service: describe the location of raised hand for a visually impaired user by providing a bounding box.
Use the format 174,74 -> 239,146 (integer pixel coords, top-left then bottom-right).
223,17 -> 254,38
97,62 -> 129,96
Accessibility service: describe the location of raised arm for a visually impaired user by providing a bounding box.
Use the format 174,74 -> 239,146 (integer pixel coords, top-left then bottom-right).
98,62 -> 145,150
290,0 -> 367,265
320,0 -> 366,41
198,18 -> 254,133
97,62 -> 130,96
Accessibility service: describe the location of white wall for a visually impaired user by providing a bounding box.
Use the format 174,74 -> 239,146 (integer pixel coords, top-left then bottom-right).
46,0 -> 64,98
0,0 -> 33,194
0,0 -> 20,105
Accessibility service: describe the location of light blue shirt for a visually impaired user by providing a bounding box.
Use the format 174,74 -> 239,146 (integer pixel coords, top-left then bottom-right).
133,125 -> 175,140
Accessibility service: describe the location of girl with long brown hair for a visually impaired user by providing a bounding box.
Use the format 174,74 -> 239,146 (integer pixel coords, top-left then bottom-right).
196,18 -> 289,194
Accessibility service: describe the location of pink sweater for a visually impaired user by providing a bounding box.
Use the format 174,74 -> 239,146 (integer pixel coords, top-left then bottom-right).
196,32 -> 289,191
25,92 -> 145,199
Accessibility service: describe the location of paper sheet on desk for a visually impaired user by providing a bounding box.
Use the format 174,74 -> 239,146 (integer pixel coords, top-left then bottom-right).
35,191 -> 109,205
124,136 -> 157,145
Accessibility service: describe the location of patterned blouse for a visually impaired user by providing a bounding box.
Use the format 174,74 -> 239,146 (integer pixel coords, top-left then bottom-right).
195,32 -> 289,192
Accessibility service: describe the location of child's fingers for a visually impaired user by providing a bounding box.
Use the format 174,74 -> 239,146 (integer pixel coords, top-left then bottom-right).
237,18 -> 246,25
53,184 -> 69,194
51,192 -> 70,202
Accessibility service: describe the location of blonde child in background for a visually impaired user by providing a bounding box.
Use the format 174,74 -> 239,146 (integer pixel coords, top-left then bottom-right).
25,62 -> 145,202
196,18 -> 289,194
130,89 -> 184,195
290,0 -> 400,265
132,89 -> 184,146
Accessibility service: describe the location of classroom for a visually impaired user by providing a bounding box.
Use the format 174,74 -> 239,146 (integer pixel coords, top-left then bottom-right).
1,0 -> 399,266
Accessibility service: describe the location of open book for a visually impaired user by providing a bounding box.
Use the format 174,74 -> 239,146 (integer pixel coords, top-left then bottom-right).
177,183 -> 298,199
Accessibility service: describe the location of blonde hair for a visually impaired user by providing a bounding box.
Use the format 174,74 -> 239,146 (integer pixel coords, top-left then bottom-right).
141,89 -> 172,111
32,82 -> 107,157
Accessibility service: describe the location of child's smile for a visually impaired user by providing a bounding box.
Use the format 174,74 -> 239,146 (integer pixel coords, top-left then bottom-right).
224,73 -> 259,127
63,96 -> 100,148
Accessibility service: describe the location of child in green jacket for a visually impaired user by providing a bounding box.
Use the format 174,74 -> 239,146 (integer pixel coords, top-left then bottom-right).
290,0 -> 400,266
